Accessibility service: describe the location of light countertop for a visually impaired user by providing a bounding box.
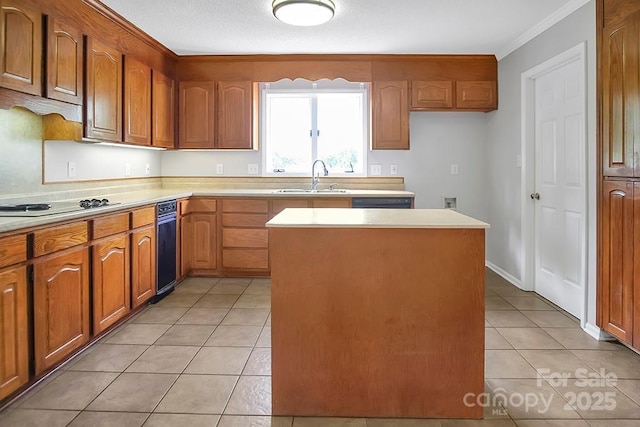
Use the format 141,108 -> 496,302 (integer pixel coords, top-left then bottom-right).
266,208 -> 490,229
0,188 -> 415,234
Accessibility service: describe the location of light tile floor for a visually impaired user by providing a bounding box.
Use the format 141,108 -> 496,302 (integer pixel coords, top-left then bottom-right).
2,270 -> 640,426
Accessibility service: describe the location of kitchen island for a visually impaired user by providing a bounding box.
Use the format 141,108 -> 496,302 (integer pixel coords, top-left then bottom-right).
266,208 -> 489,419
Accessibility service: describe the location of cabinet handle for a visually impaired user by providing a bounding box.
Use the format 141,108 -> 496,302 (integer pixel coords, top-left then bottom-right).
530,193 -> 540,200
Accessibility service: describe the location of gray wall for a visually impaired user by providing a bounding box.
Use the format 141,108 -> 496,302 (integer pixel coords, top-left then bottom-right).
161,112 -> 490,220
485,1 -> 597,326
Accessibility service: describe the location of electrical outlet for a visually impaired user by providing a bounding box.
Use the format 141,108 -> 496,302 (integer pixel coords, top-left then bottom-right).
125,163 -> 131,177
451,164 -> 459,175
390,164 -> 398,175
516,155 -> 522,168
248,164 -> 259,175
370,164 -> 382,176
67,162 -> 76,178
216,164 -> 224,175
145,163 -> 150,176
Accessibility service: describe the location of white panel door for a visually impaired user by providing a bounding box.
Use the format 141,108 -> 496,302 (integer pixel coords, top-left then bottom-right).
533,59 -> 585,318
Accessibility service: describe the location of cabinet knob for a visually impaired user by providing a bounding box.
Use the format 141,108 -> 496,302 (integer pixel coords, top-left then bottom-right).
530,193 -> 540,200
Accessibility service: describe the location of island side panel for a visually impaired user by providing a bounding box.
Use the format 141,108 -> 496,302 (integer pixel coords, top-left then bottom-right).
269,227 -> 485,418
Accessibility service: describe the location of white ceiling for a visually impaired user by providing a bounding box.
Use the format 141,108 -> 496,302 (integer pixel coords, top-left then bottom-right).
100,0 -> 589,59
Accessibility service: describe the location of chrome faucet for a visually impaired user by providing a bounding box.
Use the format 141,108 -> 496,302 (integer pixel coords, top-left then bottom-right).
311,159 -> 328,191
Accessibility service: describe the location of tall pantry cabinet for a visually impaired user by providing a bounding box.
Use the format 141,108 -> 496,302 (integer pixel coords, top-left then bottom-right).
598,0 -> 640,350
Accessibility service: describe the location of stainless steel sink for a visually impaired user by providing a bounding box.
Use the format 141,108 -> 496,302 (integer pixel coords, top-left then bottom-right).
272,189 -> 349,194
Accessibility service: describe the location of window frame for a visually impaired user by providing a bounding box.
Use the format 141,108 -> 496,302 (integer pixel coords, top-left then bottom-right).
260,84 -> 369,177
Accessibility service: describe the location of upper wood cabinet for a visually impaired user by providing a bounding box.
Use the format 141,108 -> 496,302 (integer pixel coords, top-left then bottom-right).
217,81 -> 254,149
411,81 -> 453,110
46,16 -> 83,105
152,71 -> 175,148
372,81 -> 409,150
0,0 -> 42,96
179,81 -> 215,149
455,81 -> 497,111
85,37 -> 122,142
601,9 -> 640,177
124,57 -> 152,145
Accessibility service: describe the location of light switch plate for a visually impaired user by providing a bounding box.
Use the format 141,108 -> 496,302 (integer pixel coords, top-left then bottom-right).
370,164 -> 382,176
216,164 -> 224,175
390,164 -> 398,175
145,163 -> 150,176
248,164 -> 259,175
451,164 -> 459,175
125,163 -> 131,177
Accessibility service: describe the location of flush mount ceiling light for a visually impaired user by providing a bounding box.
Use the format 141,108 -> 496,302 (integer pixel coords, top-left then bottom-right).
272,0 -> 335,27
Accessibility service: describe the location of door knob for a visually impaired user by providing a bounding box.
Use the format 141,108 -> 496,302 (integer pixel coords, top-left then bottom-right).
530,193 -> 540,200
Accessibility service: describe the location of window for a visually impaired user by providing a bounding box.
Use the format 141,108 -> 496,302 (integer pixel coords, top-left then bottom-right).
261,80 -> 368,176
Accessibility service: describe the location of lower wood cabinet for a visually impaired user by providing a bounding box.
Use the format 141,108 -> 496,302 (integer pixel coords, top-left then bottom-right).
191,213 -> 218,271
92,234 -> 130,334
600,180 -> 635,344
131,225 -> 156,308
0,266 -> 28,399
33,247 -> 90,375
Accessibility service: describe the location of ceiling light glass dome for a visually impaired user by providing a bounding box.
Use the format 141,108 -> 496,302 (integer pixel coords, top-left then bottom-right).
272,0 -> 336,27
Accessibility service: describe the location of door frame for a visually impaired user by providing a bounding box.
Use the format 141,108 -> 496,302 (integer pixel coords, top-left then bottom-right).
520,42 -> 587,325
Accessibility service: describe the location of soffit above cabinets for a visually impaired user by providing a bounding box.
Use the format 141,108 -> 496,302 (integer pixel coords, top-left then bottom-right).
99,0 -> 588,59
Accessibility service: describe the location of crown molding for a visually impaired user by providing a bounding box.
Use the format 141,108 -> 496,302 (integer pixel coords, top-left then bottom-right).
83,0 -> 178,60
495,0 -> 590,61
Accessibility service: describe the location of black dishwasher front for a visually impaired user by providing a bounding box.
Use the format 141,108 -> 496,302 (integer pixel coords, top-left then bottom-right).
153,200 -> 177,303
351,197 -> 413,209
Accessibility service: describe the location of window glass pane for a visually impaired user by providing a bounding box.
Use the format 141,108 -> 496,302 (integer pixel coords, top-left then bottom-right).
317,93 -> 364,174
266,95 -> 312,173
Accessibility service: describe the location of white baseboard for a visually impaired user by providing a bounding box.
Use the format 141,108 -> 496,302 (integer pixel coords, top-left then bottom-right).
583,322 -> 617,341
485,260 -> 523,289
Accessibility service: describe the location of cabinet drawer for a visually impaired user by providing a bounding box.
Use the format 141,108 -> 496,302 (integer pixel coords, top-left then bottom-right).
0,234 -> 27,268
92,212 -> 129,239
312,198 -> 351,208
131,206 -> 155,228
222,199 -> 268,213
270,199 -> 311,215
33,222 -> 88,257
222,213 -> 268,228
223,229 -> 268,248
181,198 -> 217,214
223,249 -> 269,269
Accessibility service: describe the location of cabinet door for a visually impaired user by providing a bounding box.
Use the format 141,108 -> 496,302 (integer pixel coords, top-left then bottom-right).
131,225 -> 156,308
179,214 -> 193,278
372,81 -> 409,150
601,13 -> 639,177
46,16 -> 83,105
34,247 -> 90,375
85,37 -> 122,142
411,81 -> 453,110
0,0 -> 42,95
456,81 -> 497,111
152,71 -> 175,148
600,180 -> 634,343
635,182 -> 640,348
191,213 -> 217,270
179,81 -> 215,149
217,81 -> 253,149
124,57 -> 151,145
0,266 -> 28,400
92,234 -> 130,334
